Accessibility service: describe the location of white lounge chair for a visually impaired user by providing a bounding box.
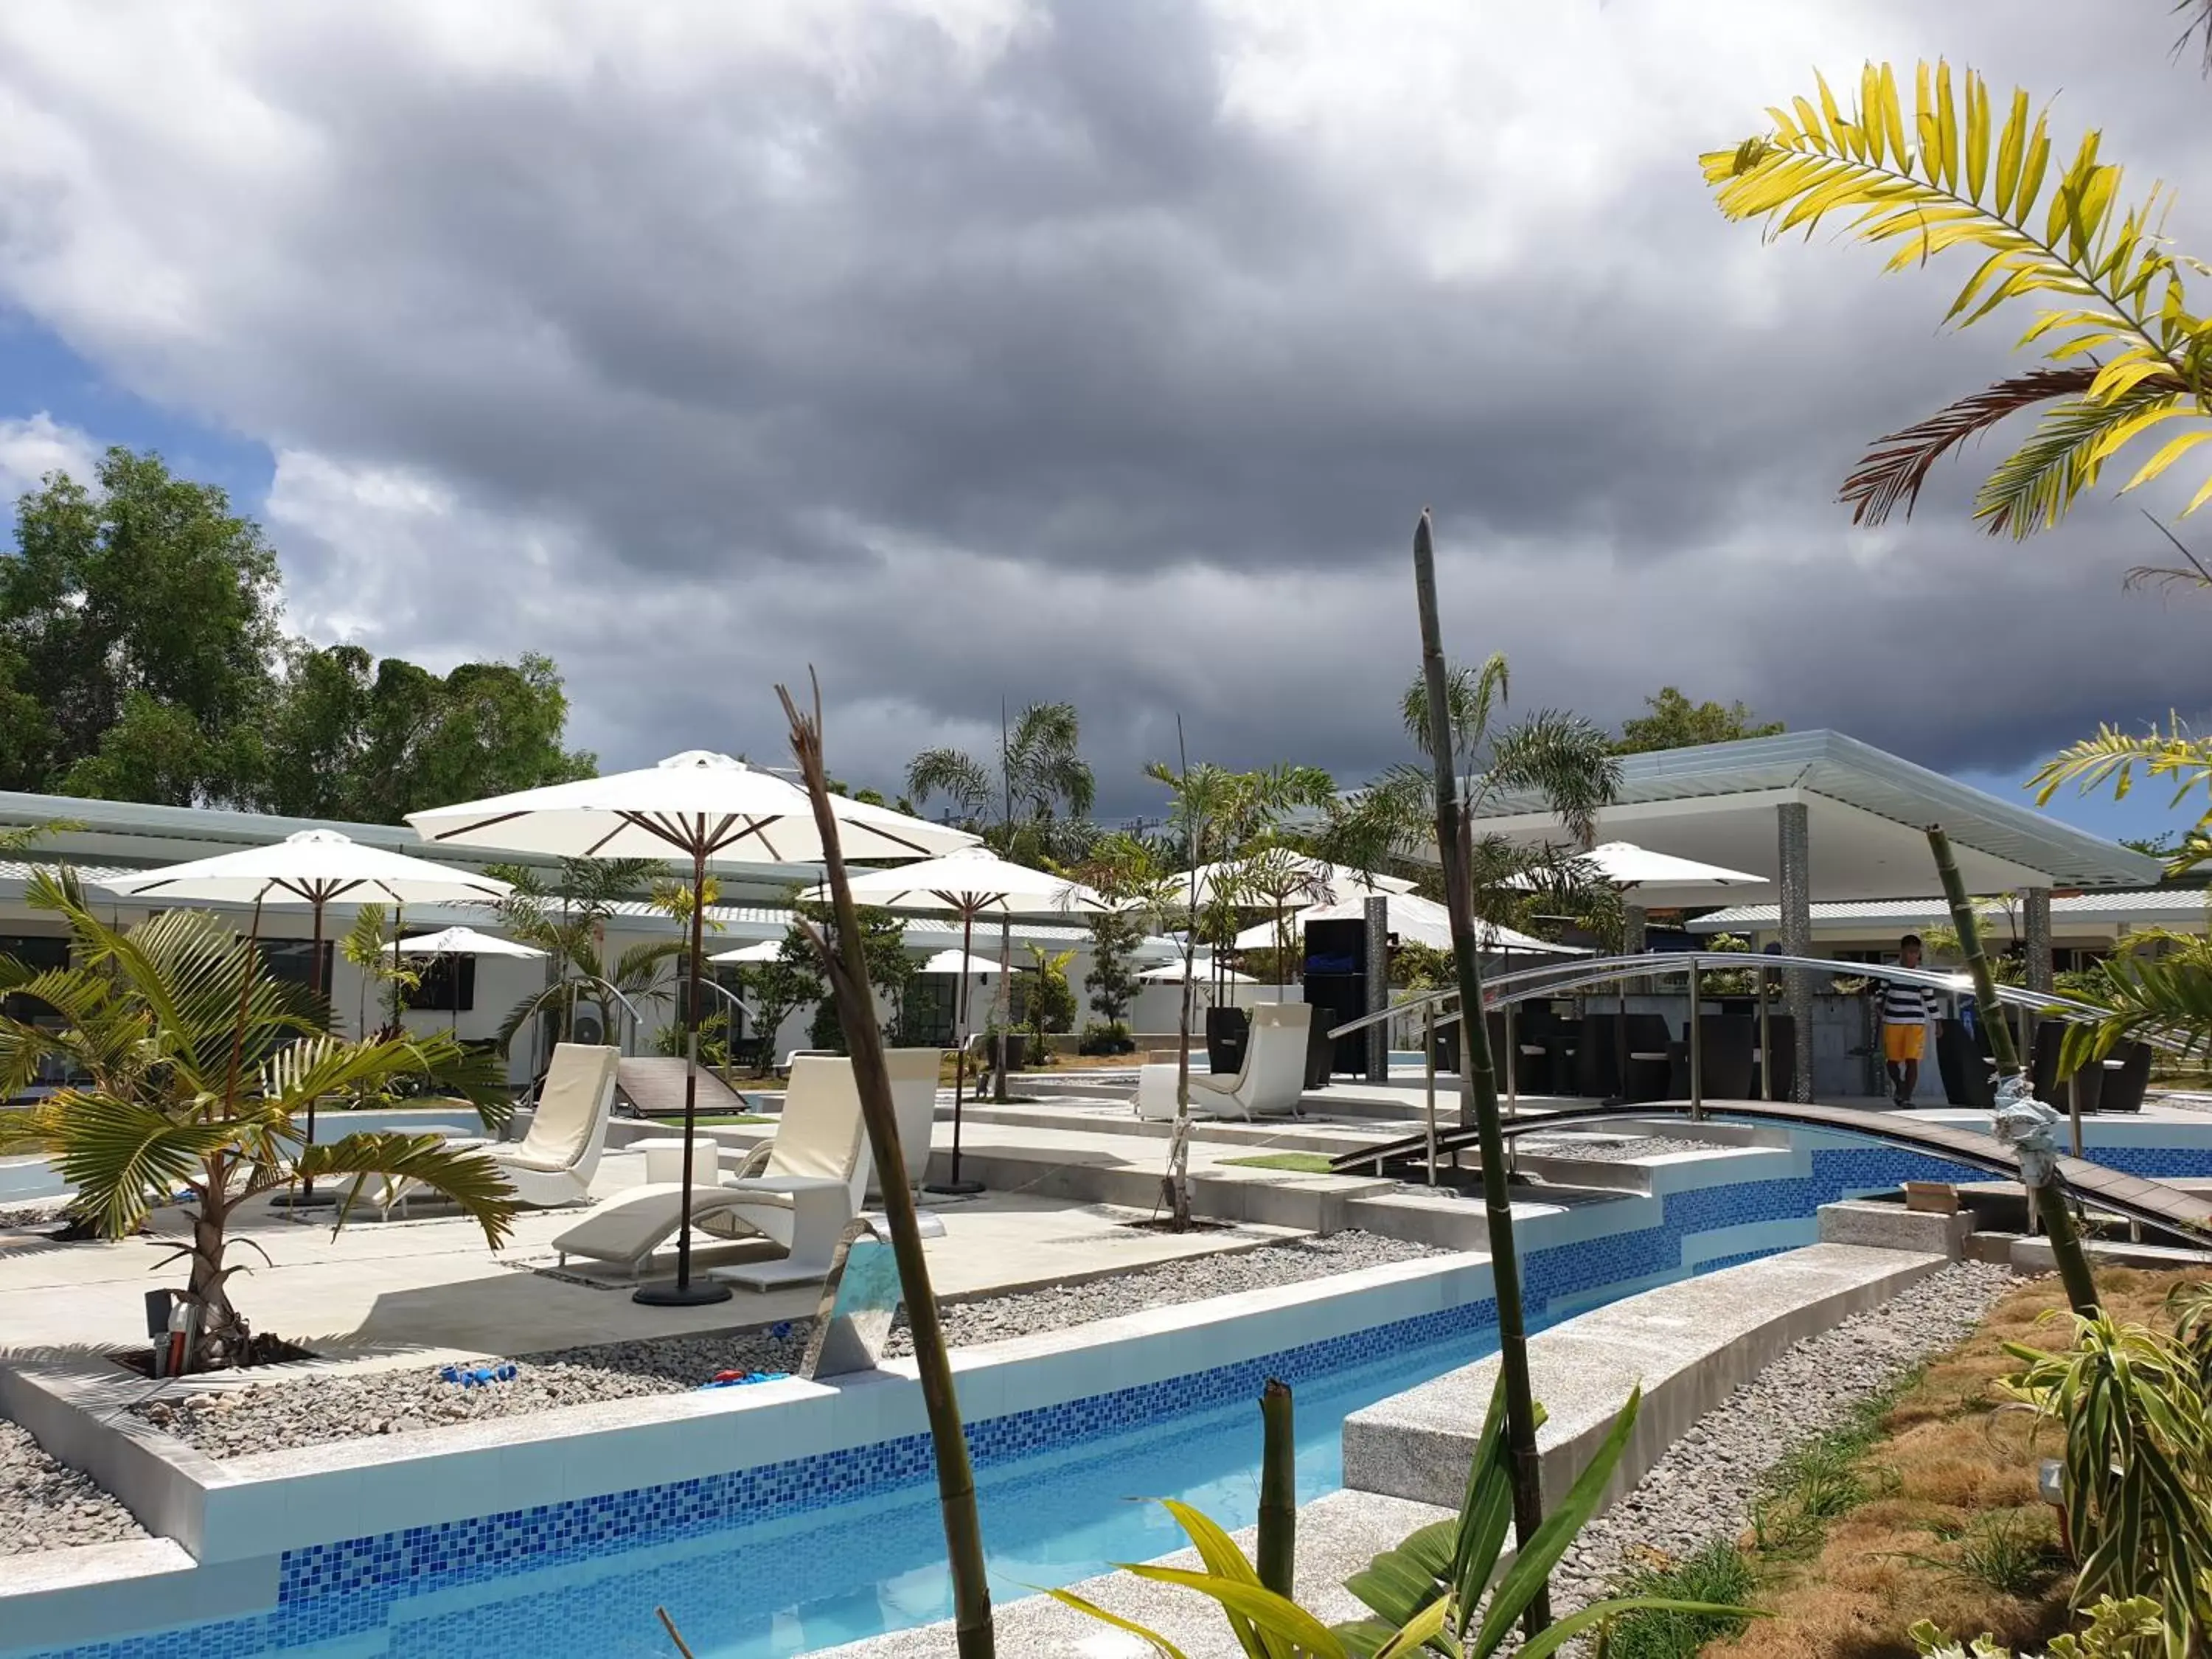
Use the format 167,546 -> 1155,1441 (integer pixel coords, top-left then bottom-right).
552,1054 -> 868,1289
1136,1004 -> 1312,1121
867,1048 -> 942,1199
383,1042 -> 617,1214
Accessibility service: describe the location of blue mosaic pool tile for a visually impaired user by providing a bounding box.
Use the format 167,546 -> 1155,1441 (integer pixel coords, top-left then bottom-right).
24,1127 -> 2212,1659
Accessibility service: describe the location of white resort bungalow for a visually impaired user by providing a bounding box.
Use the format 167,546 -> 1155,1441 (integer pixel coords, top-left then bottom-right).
0,789 -> 1158,1083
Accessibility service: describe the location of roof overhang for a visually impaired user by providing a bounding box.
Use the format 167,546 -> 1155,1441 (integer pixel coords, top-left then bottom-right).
1462,731 -> 2159,903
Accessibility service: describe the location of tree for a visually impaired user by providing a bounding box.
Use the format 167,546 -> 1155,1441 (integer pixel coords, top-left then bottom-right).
0,448 -> 596,817
487,858 -> 681,1069
1613,686 -> 1783,754
1023,946 -> 1077,1037
1,448 -> 282,801
1318,656 -> 1624,950
908,701 -> 1096,1096
0,869 -> 514,1371
734,947 -> 824,1075
1082,901 -> 1146,1033
1703,61 -> 2211,541
248,645 -> 595,823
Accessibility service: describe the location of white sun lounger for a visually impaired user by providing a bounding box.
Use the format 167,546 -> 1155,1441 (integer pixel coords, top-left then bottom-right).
1136,1003 -> 1312,1121
867,1047 -> 942,1199
383,1042 -> 617,1214
552,1054 -> 868,1289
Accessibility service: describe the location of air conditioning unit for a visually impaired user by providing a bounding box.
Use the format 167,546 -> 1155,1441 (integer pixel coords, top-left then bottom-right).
571,1011 -> 607,1047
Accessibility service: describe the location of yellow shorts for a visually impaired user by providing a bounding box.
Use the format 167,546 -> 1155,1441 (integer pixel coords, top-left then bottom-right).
1882,1024 -> 1926,1062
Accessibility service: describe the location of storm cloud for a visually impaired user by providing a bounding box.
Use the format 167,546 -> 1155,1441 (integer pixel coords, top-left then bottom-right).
0,0 -> 2207,813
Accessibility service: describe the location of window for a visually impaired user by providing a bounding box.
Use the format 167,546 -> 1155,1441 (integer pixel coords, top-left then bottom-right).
260,939 -> 335,996
405,952 -> 476,1012
0,934 -> 68,1022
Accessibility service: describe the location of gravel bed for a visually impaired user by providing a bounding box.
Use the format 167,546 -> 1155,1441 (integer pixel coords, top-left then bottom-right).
0,1419 -> 147,1555
1516,1135 -> 1729,1162
136,1328 -> 811,1458
1545,1259 -> 2021,1623
135,1230 -> 1438,1457
880,1229 -> 1441,1357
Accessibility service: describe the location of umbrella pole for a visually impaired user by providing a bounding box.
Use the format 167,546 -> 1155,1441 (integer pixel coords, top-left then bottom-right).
291,897 -> 341,1209
638,845 -> 731,1306
927,905 -> 985,1195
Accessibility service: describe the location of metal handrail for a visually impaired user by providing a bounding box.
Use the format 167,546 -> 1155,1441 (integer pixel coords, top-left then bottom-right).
1329,951 -> 2134,1040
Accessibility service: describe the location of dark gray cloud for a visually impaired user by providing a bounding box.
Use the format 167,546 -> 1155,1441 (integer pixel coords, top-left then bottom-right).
0,0 -> 2207,816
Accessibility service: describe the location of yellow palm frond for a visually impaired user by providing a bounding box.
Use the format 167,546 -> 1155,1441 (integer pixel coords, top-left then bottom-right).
1705,60 -> 2212,535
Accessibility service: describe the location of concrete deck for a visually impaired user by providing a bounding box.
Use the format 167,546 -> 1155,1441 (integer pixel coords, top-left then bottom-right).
0,1143 -> 1301,1373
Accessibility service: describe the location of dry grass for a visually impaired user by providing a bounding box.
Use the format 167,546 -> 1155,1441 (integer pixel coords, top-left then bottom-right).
1705,1267 -> 2204,1659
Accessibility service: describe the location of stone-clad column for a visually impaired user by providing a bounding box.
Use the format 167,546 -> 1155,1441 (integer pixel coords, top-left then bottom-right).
1365,894 -> 1389,1082
1778,802 -> 1814,1102
2021,886 -> 2053,1062
2020,887 -> 2053,993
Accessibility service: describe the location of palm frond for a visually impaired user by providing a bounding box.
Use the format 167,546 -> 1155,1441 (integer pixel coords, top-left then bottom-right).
1975,387 -> 2193,539
297,1131 -> 519,1248
1478,710 -> 1621,845
1840,366 -> 2097,525
905,748 -> 993,821
1706,60 -> 2212,535
30,1093 -> 240,1237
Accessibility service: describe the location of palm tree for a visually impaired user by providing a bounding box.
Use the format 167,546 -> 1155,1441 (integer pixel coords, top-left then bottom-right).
1702,60 -> 2212,542
0,869 -> 515,1371
908,701 -> 1096,1098
1133,756 -> 1335,1228
489,858 -> 682,1067
1320,655 -> 1624,948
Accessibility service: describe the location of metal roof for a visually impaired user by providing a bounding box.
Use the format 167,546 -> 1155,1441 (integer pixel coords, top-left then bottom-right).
0,861 -> 1123,950
1687,888 -> 2208,931
1471,730 -> 2159,890
0,788 -> 827,884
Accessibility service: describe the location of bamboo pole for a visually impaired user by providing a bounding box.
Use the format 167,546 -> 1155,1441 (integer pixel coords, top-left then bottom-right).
1412,509 -> 1548,1633
1927,825 -> 2098,1318
781,675 -> 995,1658
1256,1380 -> 1295,1598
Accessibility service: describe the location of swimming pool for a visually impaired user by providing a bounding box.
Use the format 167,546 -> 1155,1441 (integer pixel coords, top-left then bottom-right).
331,1329 -> 1490,1658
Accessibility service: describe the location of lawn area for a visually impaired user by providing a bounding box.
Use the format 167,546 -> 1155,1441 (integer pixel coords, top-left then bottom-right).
1222,1152 -> 1335,1174
1681,1267 -> 2202,1659
692,1113 -> 774,1126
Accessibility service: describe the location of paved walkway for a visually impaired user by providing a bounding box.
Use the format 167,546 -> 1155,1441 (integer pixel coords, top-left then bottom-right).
0,1145 -> 1298,1371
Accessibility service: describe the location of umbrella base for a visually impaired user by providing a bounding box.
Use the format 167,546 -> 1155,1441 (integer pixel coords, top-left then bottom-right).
633,1276 -> 734,1307
924,1178 -> 985,1196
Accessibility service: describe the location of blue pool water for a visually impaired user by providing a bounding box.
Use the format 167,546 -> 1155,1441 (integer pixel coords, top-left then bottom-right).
350,1330 -> 1495,1658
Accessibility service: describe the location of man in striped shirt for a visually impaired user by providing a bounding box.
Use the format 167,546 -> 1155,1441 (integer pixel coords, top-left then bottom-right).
1874,934 -> 1941,1107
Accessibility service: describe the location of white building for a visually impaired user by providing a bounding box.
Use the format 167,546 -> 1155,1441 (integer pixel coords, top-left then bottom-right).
0,790 -> 1152,1082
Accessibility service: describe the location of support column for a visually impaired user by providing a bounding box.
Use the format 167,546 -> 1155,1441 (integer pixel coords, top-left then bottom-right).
1778,802 -> 1814,1102
1364,894 -> 1389,1082
2021,885 -> 2053,1067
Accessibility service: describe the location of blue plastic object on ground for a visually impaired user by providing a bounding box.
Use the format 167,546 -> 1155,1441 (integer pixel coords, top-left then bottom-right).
439,1363 -> 519,1388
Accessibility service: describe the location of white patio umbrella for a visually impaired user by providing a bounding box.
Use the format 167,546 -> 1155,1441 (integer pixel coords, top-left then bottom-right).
1141,958 -> 1256,984
396,928 -> 546,1035
1177,855 -> 1416,908
409,750 -> 976,1306
917,947 -> 1018,978
1231,893 -> 1585,956
100,830 -> 512,1206
797,846 -> 1110,1193
707,939 -> 785,964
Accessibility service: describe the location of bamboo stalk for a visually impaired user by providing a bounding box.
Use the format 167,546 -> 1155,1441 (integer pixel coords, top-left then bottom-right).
1412,509 -> 1549,1635
1256,1379 -> 1296,1598
781,675 -> 996,1658
1926,824 -> 2098,1318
